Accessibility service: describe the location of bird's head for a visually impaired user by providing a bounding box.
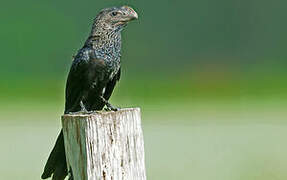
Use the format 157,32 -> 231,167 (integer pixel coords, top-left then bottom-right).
92,6 -> 138,33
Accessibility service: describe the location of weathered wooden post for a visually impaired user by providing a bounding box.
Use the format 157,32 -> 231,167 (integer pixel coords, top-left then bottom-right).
61,108 -> 146,180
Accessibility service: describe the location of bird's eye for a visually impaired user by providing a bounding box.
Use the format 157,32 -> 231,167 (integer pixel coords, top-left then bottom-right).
111,12 -> 119,16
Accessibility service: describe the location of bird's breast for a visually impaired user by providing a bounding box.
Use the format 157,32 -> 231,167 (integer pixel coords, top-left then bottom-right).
105,57 -> 120,80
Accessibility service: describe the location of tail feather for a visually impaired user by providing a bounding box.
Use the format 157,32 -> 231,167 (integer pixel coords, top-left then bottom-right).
51,162 -> 68,180
42,130 -> 67,180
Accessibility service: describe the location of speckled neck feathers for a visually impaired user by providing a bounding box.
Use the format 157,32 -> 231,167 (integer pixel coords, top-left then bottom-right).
85,22 -> 122,61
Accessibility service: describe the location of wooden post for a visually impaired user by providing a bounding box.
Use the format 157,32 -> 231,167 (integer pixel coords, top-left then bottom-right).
61,108 -> 146,180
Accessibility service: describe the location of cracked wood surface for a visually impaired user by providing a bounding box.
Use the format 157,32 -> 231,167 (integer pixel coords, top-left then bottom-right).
62,108 -> 146,180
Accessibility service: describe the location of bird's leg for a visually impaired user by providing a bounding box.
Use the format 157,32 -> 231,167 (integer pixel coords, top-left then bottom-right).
78,101 -> 95,114
100,96 -> 120,111
66,101 -> 88,114
80,101 -> 88,112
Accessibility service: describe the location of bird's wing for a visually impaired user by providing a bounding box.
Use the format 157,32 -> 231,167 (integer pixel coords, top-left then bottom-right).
64,49 -> 108,113
104,68 -> 121,100
64,54 -> 89,113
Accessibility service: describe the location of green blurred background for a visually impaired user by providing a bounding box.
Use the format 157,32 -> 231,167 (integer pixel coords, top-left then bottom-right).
1,0 -> 287,179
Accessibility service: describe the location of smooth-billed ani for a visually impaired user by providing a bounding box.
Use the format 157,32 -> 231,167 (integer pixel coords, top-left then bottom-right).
41,6 -> 138,180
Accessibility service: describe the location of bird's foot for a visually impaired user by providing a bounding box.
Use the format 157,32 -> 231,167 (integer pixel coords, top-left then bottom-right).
100,96 -> 120,111
105,103 -> 120,111
80,110 -> 96,114
68,109 -> 96,115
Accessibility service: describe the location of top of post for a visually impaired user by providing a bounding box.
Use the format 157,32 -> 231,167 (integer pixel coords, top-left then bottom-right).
62,107 -> 140,117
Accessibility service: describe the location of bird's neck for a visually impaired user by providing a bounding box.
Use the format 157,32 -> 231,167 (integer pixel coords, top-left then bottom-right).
85,29 -> 122,58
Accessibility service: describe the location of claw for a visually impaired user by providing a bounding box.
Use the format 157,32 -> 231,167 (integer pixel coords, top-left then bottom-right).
82,110 -> 96,114
73,109 -> 96,115
100,96 -> 120,111
105,103 -> 120,111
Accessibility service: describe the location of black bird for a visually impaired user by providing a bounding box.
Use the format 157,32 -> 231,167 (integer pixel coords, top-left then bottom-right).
41,6 -> 138,180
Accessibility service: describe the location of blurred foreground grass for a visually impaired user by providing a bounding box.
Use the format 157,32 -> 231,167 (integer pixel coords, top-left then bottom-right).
0,97 -> 286,179
1,122 -> 287,180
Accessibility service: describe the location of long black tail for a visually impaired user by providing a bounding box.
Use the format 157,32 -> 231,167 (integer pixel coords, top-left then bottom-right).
41,130 -> 68,180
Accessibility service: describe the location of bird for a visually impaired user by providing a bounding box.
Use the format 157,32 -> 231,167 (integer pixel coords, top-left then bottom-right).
41,6 -> 138,180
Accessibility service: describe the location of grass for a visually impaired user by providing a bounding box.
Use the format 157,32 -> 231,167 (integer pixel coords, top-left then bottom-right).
0,99 -> 287,179
1,120 -> 287,180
